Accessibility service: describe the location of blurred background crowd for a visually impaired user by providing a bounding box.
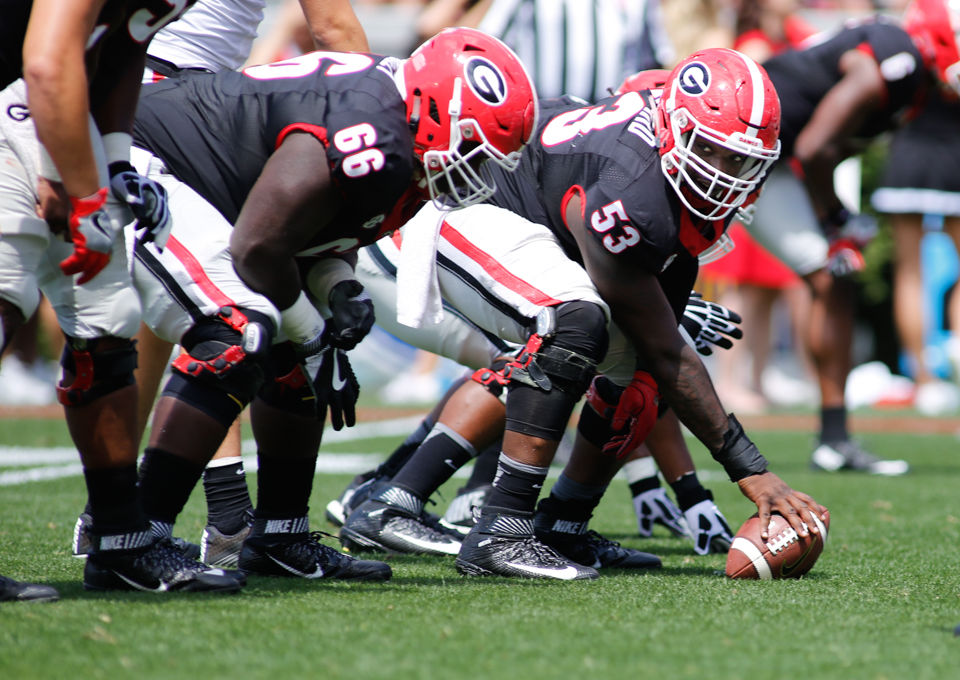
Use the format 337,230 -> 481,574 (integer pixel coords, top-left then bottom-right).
4,0 -> 958,421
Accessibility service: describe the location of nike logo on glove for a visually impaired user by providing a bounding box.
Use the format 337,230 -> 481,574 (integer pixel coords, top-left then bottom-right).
332,354 -> 348,391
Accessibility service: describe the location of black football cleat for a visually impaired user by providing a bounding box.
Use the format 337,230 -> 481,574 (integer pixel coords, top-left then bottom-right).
455,509 -> 598,581
533,503 -> 661,570
0,574 -> 59,603
341,488 -> 462,556
83,534 -> 244,593
239,519 -> 391,582
439,484 -> 491,536
325,470 -> 385,527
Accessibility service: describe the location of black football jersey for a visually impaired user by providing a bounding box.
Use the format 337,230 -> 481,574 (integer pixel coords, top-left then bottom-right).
133,52 -> 417,254
0,0 -> 195,90
484,94 -> 715,320
763,17 -> 929,156
486,94 -> 723,275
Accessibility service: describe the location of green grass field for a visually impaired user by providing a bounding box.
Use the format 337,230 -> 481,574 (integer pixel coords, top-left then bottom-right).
1,412 -> 959,680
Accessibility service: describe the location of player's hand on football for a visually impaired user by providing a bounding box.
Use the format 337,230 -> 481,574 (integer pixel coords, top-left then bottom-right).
680,292 -> 743,355
59,188 -> 131,284
327,279 -> 375,350
736,471 -> 827,540
109,161 -> 172,249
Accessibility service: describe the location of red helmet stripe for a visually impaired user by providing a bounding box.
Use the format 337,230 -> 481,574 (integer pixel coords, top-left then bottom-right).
740,51 -> 766,137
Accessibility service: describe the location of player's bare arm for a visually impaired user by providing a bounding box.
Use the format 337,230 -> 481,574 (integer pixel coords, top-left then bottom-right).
565,194 -> 826,538
22,0 -> 106,198
231,131 -> 342,311
793,49 -> 885,218
300,0 -> 370,52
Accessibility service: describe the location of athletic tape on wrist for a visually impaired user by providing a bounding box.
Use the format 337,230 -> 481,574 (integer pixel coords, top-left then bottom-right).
280,291 -> 325,345
306,258 -> 355,314
710,413 -> 768,482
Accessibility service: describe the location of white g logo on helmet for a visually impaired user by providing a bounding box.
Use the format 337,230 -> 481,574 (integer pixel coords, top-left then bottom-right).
465,57 -> 507,106
678,62 -> 710,96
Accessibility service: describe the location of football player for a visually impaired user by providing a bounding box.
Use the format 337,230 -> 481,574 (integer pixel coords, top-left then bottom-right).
71,0 -> 376,568
342,47 -> 826,580
741,0 -> 960,474
0,0 -> 245,596
124,28 -> 538,582
333,239 -> 739,561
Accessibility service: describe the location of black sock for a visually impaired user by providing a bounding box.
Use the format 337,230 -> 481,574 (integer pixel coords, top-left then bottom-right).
670,472 -> 711,512
820,406 -> 848,443
391,424 -> 477,499
485,454 -> 549,514
203,458 -> 253,534
138,448 -> 206,527
255,454 -> 317,519
461,441 -> 501,491
376,415 -> 436,478
84,464 -> 146,534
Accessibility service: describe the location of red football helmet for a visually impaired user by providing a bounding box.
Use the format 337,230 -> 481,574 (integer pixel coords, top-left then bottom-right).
402,27 -> 539,208
615,69 -> 671,95
656,48 -> 781,221
902,0 -> 960,97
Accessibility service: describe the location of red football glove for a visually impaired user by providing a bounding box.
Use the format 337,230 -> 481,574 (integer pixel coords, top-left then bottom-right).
59,188 -> 117,284
603,370 -> 659,459
826,237 -> 865,278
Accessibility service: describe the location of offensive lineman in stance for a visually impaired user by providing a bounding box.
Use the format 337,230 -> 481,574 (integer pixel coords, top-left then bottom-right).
124,28 -> 538,583
341,48 -> 826,580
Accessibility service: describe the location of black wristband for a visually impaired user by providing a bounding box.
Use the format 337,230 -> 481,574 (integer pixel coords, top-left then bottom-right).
108,160 -> 135,177
710,413 -> 769,482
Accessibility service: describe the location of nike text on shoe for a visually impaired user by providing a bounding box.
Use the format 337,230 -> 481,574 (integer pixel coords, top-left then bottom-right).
811,439 -> 909,476
455,510 -> 598,580
533,512 -> 661,570
681,498 -> 734,555
439,484 -> 491,536
201,515 -> 253,569
239,519 -> 391,581
83,535 -> 244,593
0,574 -> 59,603
74,512 -> 201,560
341,493 -> 462,556
325,471 -> 383,527
632,487 -> 690,538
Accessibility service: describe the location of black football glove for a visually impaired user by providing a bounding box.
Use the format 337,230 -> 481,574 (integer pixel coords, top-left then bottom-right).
680,292 -> 743,356
109,160 -> 171,250
327,279 -> 375,350
291,328 -> 359,430
311,342 -> 360,430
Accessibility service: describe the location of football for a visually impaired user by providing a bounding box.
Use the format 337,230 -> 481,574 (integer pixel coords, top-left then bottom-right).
725,509 -> 830,580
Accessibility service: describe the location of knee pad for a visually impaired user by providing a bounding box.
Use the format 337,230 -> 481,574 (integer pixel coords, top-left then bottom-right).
577,375 -> 623,448
509,301 -> 608,395
501,301 -> 609,440
470,356 -> 511,402
169,307 -> 273,415
58,336 -> 138,406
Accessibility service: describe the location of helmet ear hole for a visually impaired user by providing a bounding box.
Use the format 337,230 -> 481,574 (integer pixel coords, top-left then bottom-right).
402,26 -> 538,207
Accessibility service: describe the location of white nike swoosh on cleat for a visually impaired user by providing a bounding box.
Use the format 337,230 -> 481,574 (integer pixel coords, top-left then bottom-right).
115,572 -> 170,592
504,563 -> 581,580
267,554 -> 326,578
392,534 -> 461,555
